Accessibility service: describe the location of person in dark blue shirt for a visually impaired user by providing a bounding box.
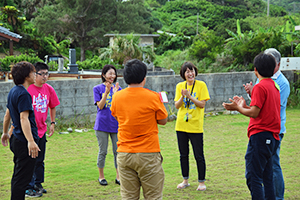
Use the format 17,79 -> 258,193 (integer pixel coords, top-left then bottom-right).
1,61 -> 41,199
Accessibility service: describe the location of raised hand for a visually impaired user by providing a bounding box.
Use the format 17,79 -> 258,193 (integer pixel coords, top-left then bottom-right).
233,96 -> 247,108
113,82 -> 120,94
243,81 -> 253,95
105,82 -> 112,95
222,98 -> 238,111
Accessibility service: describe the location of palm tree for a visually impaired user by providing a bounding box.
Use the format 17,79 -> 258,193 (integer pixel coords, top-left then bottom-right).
99,33 -> 155,65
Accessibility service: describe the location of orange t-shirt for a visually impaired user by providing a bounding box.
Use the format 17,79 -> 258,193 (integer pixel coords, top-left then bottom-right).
110,87 -> 168,153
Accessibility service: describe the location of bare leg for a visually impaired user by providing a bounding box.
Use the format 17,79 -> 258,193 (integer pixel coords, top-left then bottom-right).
98,168 -> 104,179
116,168 -> 120,180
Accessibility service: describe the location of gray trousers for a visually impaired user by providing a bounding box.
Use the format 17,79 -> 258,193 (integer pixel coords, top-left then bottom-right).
95,130 -> 118,169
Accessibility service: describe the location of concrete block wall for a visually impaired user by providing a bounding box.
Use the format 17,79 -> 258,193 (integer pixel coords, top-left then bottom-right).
0,70 -> 295,127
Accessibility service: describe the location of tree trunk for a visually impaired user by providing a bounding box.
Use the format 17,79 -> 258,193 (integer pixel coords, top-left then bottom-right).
80,47 -> 85,62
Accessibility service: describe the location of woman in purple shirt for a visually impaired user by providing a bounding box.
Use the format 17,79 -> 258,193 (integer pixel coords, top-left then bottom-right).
93,65 -> 121,186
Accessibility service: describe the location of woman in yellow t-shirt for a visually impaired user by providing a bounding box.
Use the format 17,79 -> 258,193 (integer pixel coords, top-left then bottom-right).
174,62 -> 210,191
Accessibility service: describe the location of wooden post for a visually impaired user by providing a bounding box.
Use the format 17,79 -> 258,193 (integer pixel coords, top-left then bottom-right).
9,39 -> 13,55
5,72 -> 9,81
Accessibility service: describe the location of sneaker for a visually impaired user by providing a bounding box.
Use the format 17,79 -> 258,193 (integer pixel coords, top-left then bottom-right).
25,189 -> 43,198
34,184 -> 47,193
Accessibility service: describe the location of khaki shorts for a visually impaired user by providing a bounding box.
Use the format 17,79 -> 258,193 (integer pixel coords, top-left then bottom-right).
117,152 -> 164,200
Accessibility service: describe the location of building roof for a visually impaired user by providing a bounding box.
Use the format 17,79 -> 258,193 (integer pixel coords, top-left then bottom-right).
104,34 -> 160,37
0,26 -> 22,42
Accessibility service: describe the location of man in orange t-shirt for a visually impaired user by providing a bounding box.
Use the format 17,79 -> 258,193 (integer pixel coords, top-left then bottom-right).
111,59 -> 168,200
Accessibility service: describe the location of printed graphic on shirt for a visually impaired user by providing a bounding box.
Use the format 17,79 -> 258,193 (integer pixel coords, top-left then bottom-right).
183,92 -> 197,110
32,93 -> 48,113
105,93 -> 113,108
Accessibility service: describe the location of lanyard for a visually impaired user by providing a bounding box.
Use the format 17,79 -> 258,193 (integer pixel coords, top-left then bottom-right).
185,80 -> 195,109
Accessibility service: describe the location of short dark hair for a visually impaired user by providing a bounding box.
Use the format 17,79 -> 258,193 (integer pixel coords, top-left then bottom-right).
253,53 -> 276,78
11,61 -> 35,85
123,59 -> 147,84
34,62 -> 49,72
101,64 -> 117,83
180,62 -> 198,80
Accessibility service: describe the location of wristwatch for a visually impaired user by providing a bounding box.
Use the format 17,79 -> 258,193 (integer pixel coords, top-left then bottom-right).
51,122 -> 57,125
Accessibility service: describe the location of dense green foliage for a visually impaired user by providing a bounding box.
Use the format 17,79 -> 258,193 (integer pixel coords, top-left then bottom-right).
263,0 -> 300,14
76,56 -> 120,70
0,0 -> 300,74
99,34 -> 155,65
0,54 -> 43,71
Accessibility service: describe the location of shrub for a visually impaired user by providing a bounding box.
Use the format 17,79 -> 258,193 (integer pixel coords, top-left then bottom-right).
188,30 -> 224,62
76,56 -> 121,70
0,54 -> 43,71
154,49 -> 198,74
288,73 -> 300,108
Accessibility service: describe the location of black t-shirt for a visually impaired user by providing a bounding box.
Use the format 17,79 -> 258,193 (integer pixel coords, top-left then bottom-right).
7,85 -> 39,143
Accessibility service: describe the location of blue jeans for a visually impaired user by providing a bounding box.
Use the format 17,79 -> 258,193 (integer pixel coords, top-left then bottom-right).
28,133 -> 47,189
176,131 -> 206,182
273,133 -> 284,200
245,132 -> 279,200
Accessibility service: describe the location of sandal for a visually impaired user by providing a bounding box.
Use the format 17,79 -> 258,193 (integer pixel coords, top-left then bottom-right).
197,184 -> 206,191
177,182 -> 190,189
98,178 -> 108,186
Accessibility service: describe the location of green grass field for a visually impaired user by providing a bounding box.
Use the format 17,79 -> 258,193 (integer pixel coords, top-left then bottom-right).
1,109 -> 300,199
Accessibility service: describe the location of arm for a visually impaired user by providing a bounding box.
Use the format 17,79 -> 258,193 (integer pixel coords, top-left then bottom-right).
96,83 -> 110,110
238,105 -> 260,118
157,118 -> 167,125
1,109 -> 11,147
8,125 -> 14,137
20,111 -> 40,158
175,95 -> 184,109
49,107 -> 56,137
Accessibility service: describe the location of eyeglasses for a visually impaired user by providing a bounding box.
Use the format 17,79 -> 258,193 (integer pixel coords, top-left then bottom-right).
36,72 -> 49,76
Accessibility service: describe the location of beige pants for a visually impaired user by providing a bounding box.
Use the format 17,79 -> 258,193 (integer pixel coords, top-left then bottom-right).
117,152 -> 164,200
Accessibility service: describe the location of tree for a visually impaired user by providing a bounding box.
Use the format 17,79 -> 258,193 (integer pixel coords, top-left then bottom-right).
188,29 -> 224,62
33,0 -> 155,61
99,34 -> 155,65
0,5 -> 24,33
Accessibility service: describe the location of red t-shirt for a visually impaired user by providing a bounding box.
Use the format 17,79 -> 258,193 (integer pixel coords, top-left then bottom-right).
248,78 -> 280,140
28,83 -> 60,138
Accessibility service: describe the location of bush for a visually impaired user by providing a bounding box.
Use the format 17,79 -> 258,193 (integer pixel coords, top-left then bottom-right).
154,32 -> 192,55
188,30 -> 224,62
0,54 -> 43,71
76,56 -> 121,70
154,49 -> 198,74
288,73 -> 300,108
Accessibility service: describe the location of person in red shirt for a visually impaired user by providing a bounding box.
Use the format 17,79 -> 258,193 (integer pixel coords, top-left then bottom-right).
26,62 -> 60,197
223,53 -> 280,199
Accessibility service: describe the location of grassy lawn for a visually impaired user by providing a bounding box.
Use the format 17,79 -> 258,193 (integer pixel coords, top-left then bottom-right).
1,108 -> 300,199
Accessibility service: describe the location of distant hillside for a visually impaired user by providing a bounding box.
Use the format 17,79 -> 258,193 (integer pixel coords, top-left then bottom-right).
262,0 -> 300,13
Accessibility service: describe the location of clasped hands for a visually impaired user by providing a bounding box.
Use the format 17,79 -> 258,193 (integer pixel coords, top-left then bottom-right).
105,82 -> 119,95
181,89 -> 191,98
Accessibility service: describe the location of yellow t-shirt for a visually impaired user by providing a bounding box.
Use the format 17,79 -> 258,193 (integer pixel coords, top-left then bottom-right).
174,80 -> 210,133
111,87 -> 168,153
